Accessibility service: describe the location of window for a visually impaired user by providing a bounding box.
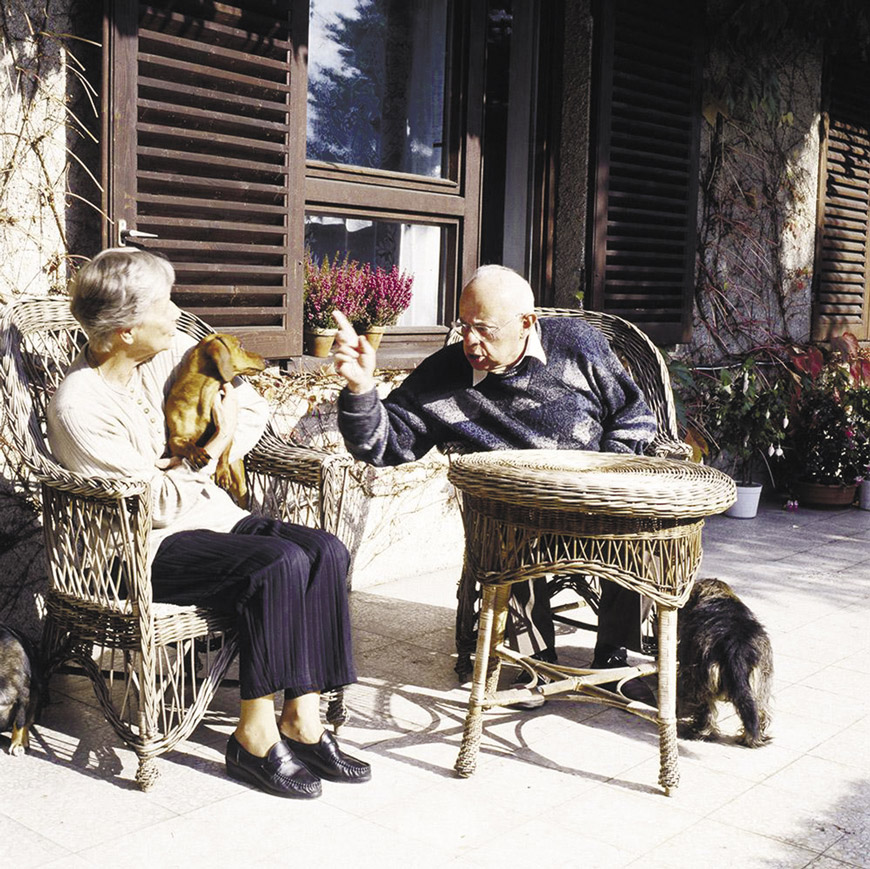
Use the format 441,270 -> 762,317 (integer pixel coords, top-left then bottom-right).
105,0 -> 484,359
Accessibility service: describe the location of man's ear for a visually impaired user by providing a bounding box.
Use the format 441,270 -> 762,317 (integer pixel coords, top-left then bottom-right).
521,312 -> 538,331
118,327 -> 135,345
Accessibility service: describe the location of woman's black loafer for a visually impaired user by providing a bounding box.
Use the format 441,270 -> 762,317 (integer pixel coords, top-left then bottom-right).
226,734 -> 322,798
283,731 -> 372,783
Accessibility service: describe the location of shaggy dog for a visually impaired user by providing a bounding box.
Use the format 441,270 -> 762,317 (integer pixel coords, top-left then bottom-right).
0,624 -> 44,756
165,333 -> 265,508
677,578 -> 773,747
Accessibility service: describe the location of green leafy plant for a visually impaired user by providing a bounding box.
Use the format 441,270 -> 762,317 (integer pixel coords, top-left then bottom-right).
672,355 -> 789,485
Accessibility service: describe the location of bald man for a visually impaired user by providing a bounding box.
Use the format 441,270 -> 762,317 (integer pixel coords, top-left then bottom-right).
333,265 -> 658,700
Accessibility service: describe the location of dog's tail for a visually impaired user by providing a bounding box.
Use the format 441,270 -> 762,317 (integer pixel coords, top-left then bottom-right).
721,633 -> 773,747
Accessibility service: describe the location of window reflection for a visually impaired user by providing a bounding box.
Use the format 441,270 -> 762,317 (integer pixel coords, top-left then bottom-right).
307,0 -> 449,178
304,214 -> 443,326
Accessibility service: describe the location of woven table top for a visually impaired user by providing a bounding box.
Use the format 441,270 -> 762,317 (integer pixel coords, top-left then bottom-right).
448,450 -> 736,519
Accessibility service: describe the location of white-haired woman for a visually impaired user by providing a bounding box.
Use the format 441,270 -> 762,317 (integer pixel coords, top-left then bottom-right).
47,248 -> 369,798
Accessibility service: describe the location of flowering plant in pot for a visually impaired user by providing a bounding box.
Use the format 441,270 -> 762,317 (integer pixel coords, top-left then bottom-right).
302,252 -> 366,355
785,333 -> 870,505
352,264 -> 414,347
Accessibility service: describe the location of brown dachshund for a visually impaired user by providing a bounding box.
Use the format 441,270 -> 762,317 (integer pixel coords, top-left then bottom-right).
165,333 -> 266,508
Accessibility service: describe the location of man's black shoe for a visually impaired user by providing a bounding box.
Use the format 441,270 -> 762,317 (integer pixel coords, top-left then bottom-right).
225,735 -> 322,799
591,647 -> 657,706
283,731 -> 372,783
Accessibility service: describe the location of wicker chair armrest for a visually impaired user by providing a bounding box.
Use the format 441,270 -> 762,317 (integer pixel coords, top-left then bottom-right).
648,435 -> 693,461
34,466 -> 150,501
245,428 -> 353,486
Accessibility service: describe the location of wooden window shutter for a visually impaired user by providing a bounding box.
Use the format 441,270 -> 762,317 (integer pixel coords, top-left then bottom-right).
105,0 -> 301,358
814,58 -> 870,342
589,0 -> 702,344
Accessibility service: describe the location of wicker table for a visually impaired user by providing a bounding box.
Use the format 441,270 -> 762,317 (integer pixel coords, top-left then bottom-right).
447,449 -> 736,794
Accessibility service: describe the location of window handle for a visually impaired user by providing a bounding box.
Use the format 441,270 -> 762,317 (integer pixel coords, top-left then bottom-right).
117,219 -> 158,246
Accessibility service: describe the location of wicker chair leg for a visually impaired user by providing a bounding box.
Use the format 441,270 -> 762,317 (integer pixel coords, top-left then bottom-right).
656,604 -> 680,795
135,755 -> 159,791
324,688 -> 347,732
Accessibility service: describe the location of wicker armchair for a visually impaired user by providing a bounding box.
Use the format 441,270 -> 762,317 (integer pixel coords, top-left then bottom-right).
0,297 -> 352,790
451,307 -> 690,679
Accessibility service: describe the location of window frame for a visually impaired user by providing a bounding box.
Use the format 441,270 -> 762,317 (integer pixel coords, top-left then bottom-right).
294,0 -> 486,361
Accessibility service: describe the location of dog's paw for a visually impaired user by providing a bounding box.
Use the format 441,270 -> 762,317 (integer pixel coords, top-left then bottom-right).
737,731 -> 772,748
179,444 -> 210,469
678,722 -> 715,742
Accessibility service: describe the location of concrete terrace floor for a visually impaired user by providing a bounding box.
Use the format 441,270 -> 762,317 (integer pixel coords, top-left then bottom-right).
3,499 -> 870,868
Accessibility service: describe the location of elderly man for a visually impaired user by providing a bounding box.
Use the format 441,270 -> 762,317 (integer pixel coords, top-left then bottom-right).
332,265 -> 657,697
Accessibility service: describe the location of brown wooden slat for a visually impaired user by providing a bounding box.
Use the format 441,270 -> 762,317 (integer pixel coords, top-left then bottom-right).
138,52 -> 290,101
139,28 -> 289,78
138,76 -> 288,122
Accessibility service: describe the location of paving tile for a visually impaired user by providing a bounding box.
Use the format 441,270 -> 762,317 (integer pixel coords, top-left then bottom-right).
638,817 -> 820,868
713,783 -> 850,852
0,815 -> 71,867
547,781 -> 705,854
614,754 -> 757,812
764,755 -> 870,812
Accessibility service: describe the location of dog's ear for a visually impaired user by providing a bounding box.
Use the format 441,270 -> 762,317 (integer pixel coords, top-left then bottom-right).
204,335 -> 236,383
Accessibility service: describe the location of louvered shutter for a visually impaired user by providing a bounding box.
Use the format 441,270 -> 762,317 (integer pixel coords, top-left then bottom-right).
589,0 -> 702,344
814,58 -> 870,342
105,0 -> 301,358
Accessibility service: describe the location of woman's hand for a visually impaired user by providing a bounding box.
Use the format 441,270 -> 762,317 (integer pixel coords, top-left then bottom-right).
212,383 -> 239,436
206,383 -> 239,461
332,310 -> 377,394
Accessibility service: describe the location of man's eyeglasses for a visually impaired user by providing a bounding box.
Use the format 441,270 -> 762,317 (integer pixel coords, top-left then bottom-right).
450,314 -> 524,341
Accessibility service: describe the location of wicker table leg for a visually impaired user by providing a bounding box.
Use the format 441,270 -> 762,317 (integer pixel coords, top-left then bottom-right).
136,754 -> 159,791
455,583 -> 510,778
656,604 -> 680,795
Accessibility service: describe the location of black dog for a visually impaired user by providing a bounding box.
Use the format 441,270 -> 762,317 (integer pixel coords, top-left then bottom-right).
0,624 -> 44,756
677,578 -> 773,747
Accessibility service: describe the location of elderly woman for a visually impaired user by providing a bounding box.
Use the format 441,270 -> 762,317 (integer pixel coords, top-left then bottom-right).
46,248 -> 369,799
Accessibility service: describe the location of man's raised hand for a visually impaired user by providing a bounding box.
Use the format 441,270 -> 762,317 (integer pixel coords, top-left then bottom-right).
332,310 -> 377,394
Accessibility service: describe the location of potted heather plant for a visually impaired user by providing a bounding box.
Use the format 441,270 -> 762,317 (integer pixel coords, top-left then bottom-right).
353,264 -> 414,349
302,251 -> 366,356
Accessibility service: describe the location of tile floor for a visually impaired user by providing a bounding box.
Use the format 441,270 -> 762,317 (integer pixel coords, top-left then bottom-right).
2,499 -> 870,868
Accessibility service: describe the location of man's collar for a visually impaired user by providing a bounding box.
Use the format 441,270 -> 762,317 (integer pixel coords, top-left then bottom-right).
471,323 -> 547,385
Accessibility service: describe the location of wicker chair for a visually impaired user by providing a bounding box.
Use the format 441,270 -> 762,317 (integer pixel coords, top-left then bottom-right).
0,297 -> 352,790
451,307 -> 691,679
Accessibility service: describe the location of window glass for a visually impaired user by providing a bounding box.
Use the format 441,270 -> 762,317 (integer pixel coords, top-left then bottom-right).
307,0 -> 449,178
304,214 -> 444,326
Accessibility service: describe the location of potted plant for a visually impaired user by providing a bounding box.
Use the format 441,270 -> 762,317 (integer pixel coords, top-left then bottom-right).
677,356 -> 788,518
352,264 -> 414,349
303,252 -> 366,356
786,334 -> 870,507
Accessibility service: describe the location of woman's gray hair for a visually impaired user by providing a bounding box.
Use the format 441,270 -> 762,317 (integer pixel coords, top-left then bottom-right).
69,248 -> 175,352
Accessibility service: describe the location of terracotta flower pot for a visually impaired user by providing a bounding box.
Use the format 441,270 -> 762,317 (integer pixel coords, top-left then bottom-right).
303,328 -> 337,358
791,480 -> 858,508
362,325 -> 387,350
